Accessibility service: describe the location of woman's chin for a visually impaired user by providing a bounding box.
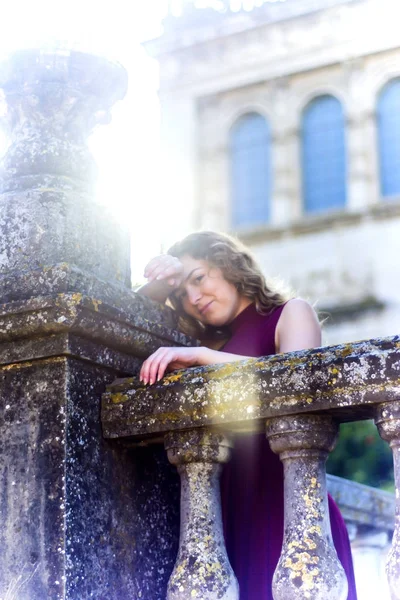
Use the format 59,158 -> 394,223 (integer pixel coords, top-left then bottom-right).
201,315 -> 227,328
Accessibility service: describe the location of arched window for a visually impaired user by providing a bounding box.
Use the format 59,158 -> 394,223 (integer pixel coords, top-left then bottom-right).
302,95 -> 347,213
377,78 -> 400,198
230,112 -> 271,228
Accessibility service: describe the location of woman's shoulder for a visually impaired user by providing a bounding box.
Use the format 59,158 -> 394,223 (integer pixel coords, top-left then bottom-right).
275,298 -> 321,353
279,298 -> 317,317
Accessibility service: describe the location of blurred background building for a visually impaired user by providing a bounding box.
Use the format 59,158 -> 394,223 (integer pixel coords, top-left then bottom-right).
145,0 -> 400,347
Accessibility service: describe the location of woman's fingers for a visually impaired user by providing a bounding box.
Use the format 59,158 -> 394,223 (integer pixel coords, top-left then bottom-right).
143,255 -> 165,278
152,265 -> 181,282
144,255 -> 183,283
140,347 -> 200,386
140,347 -> 172,385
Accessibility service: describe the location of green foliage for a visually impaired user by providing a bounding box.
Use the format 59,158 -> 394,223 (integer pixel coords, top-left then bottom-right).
327,420 -> 394,492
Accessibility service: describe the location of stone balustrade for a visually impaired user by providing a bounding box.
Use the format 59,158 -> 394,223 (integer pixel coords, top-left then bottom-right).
102,336 -> 400,599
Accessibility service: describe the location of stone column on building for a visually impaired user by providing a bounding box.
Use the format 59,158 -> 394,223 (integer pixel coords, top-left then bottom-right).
346,59 -> 380,211
271,79 -> 302,225
0,49 -> 187,600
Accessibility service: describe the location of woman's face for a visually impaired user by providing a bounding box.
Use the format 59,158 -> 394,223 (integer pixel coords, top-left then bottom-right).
174,255 -> 251,327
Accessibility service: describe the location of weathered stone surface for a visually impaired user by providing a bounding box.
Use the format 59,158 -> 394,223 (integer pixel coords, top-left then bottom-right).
0,288 -> 196,599
326,474 -> 395,531
102,335 -> 400,439
165,429 -> 238,600
0,50 -> 131,304
0,48 -> 195,600
375,401 -> 400,600
0,293 -> 193,361
266,415 -> 348,600
0,354 -> 181,600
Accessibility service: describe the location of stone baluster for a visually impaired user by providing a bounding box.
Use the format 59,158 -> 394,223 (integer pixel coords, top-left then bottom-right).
165,429 -> 239,600
375,401 -> 400,600
266,415 -> 348,600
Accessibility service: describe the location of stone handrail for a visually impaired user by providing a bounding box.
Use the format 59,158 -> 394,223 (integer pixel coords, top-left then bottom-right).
102,336 -> 400,600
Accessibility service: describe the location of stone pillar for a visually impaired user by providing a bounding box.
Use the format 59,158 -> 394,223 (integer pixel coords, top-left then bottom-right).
0,50 -> 184,600
375,401 -> 400,600
165,429 -> 239,600
266,415 -> 348,600
347,109 -> 379,211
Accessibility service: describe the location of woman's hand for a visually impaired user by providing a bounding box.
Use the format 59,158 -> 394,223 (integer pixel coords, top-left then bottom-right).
144,254 -> 184,288
140,346 -> 208,385
140,345 -> 252,385
137,255 -> 184,303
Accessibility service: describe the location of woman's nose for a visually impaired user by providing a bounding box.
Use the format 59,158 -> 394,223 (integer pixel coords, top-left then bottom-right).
187,288 -> 201,306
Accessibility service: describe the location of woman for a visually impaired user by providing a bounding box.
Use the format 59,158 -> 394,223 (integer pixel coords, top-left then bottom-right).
139,231 -> 357,600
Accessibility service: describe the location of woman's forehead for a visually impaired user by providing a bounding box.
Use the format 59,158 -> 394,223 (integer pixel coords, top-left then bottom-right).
180,255 -> 208,276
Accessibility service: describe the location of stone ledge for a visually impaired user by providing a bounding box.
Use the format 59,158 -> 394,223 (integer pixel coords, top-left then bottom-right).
0,333 -> 143,375
235,201 -> 400,246
0,293 -> 196,366
102,335 -> 400,440
148,0 -> 357,54
326,474 -> 395,530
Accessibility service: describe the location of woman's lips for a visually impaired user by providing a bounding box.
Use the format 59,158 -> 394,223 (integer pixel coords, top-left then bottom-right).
200,301 -> 213,315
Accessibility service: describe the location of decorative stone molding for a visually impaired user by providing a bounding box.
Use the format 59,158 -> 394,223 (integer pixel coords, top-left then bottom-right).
0,49 -> 127,191
165,429 -> 239,600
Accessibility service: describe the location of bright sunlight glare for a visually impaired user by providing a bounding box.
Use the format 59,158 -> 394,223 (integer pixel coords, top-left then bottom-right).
0,0 -> 172,284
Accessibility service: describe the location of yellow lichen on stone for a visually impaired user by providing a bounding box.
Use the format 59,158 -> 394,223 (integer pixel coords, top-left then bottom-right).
285,550 -> 320,591
91,299 -> 102,311
163,372 -> 183,384
70,292 -> 83,305
111,392 -> 129,404
304,537 -> 317,550
308,525 -> 321,535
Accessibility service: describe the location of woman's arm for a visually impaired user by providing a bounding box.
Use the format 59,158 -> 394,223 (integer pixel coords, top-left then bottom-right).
137,279 -> 173,304
139,298 -> 321,385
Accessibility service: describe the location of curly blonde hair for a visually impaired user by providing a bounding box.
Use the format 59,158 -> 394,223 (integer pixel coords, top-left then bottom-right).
167,231 -> 290,338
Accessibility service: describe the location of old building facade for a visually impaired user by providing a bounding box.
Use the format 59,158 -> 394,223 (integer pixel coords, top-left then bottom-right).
147,0 -> 400,346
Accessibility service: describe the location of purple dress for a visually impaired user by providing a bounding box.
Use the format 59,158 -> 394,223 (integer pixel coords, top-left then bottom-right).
220,302 -> 358,599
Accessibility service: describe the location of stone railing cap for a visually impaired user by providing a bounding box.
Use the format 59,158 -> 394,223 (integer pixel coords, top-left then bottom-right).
102,335 -> 400,440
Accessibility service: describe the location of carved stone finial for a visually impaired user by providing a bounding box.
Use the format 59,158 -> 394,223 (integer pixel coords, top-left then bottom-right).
0,49 -> 127,191
165,429 -> 239,600
266,415 -> 348,600
0,49 -> 131,301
